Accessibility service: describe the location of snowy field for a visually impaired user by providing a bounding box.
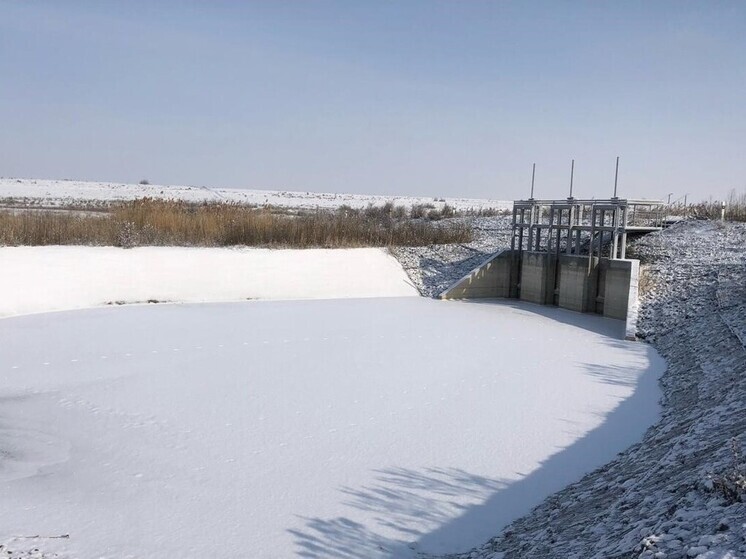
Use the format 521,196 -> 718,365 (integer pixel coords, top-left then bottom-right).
0,246 -> 417,318
0,298 -> 664,558
0,178 -> 512,212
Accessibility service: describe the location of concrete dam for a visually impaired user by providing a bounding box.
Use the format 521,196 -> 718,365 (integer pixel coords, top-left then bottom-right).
440,197 -> 666,339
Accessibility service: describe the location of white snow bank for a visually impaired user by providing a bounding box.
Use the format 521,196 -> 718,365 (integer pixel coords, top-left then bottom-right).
0,298 -> 665,558
0,246 -> 418,317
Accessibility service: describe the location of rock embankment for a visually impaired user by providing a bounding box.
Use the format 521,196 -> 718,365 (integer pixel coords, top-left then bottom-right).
391,216 -> 513,298
421,220 -> 745,559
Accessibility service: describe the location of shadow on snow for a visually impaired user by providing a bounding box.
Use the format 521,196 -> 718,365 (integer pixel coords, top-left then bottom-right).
289,322 -> 663,558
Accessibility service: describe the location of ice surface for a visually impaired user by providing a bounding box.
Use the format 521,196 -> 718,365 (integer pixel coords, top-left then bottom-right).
0,298 -> 664,558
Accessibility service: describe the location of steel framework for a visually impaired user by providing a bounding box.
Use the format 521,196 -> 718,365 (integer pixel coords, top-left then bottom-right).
510,198 -> 665,261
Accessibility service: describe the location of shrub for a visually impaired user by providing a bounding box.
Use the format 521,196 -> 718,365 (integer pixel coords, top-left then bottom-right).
116,221 -> 139,248
426,208 -> 443,221
410,203 -> 435,219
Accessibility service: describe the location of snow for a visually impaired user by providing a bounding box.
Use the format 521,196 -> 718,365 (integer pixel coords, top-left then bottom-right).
0,298 -> 664,558
445,221 -> 746,559
0,178 -> 512,212
0,246 -> 418,318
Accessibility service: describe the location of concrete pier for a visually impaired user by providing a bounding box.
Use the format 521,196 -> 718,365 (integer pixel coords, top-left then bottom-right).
519,252 -> 555,305
558,254 -> 597,313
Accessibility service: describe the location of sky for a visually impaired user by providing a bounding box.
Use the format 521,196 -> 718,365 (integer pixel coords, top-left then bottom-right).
0,1 -> 744,201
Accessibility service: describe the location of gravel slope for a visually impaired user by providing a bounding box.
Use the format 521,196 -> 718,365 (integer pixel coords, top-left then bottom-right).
390,216 -> 513,298
394,220 -> 746,559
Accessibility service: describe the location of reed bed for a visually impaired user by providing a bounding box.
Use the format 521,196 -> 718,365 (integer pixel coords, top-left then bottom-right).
688,193 -> 746,222
668,190 -> 746,222
0,199 -> 472,248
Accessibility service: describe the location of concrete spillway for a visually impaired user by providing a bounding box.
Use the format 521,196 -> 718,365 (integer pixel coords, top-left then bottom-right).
440,250 -> 640,340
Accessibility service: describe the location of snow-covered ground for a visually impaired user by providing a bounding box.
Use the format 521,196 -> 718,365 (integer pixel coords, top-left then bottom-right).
0,246 -> 417,318
438,221 -> 746,559
0,178 -> 512,212
0,297 -> 663,558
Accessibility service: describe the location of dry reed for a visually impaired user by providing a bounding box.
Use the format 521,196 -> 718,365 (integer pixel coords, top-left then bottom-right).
0,199 -> 472,248
668,189 -> 746,222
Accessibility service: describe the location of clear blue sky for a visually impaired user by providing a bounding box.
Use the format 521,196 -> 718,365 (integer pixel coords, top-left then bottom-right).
1,1 -> 743,200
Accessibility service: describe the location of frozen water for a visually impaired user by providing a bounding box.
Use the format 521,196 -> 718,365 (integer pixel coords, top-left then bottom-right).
0,298 -> 663,558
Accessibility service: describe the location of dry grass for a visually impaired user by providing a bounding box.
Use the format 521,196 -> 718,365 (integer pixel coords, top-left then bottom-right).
668,189 -> 746,222
0,199 -> 472,248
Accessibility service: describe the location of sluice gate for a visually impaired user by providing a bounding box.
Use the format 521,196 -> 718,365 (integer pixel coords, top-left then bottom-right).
441,198 -> 666,340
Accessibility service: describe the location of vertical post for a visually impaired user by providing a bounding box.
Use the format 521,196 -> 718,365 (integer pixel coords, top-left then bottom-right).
569,159 -> 575,198
556,208 -> 561,254
519,208 -> 526,251
511,205 -> 518,252
621,204 -> 628,259
588,205 -> 596,274
575,203 -> 580,253
530,163 -> 536,199
550,199 -> 563,304
721,201 -> 726,221
613,156 -> 619,198
611,205 -> 619,259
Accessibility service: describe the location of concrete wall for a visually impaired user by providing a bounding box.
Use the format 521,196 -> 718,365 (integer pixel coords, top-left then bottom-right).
440,248 -> 641,339
598,258 -> 639,321
624,263 -> 641,341
557,255 -> 596,313
519,252 -> 555,305
439,250 -> 513,299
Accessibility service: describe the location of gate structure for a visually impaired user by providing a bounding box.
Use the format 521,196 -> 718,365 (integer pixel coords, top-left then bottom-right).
442,197 -> 665,340
510,198 -> 665,260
